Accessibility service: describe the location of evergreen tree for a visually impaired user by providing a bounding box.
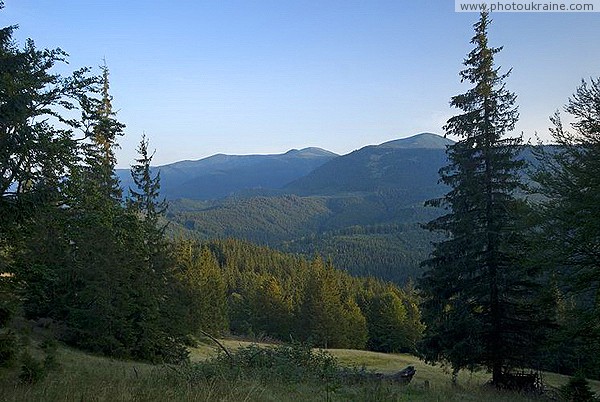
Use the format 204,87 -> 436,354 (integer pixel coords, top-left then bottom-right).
419,12 -> 544,385
126,135 -> 189,362
60,64 -> 129,355
533,78 -> 600,378
128,134 -> 166,232
175,241 -> 228,337
250,275 -> 293,340
300,257 -> 348,348
341,296 -> 368,350
364,290 -> 408,353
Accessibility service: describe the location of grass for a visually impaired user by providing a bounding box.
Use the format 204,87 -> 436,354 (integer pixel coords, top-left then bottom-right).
1,338 -> 599,401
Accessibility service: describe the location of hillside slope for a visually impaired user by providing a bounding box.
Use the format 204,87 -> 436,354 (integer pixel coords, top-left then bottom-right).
285,133 -> 452,201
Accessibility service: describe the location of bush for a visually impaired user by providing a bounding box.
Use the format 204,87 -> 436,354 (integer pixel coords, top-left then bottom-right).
184,342 -> 339,384
0,331 -> 17,367
19,352 -> 46,384
40,338 -> 60,370
18,339 -> 62,384
560,373 -> 597,402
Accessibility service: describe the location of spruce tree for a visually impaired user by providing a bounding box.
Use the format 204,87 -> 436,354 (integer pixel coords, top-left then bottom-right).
59,65 -> 146,358
129,134 -> 167,236
300,257 -> 352,348
419,12 -> 543,385
365,290 -> 410,353
174,242 -> 228,337
533,78 -> 600,377
126,135 -> 190,362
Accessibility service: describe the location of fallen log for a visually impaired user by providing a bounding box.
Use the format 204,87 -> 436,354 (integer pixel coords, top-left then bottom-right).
343,365 -> 416,386
382,365 -> 416,385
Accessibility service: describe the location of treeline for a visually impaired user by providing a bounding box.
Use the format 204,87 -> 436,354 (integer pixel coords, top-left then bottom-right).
175,238 -> 423,351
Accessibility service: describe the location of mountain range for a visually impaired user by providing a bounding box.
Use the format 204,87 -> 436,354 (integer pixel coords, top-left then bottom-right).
129,133 -> 454,284
117,146 -> 338,200
118,133 -> 452,201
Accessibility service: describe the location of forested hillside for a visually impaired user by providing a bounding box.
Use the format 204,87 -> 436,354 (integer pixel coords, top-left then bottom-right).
178,238 -> 423,351
167,194 -> 441,283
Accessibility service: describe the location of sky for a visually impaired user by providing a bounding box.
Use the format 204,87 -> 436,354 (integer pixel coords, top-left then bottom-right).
2,1 -> 599,167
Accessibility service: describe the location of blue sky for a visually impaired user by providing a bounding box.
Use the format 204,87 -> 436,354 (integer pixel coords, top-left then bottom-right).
2,1 -> 599,167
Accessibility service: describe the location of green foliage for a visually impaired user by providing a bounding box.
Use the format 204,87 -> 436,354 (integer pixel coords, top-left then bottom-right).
18,341 -> 60,385
175,241 -> 228,336
363,289 -> 419,353
419,12 -> 547,385
0,330 -> 17,368
300,257 -> 347,348
168,195 -> 440,284
19,351 -> 46,384
0,274 -> 16,327
171,238 -> 421,352
193,343 -> 340,384
0,29 -> 190,362
532,78 -> 600,379
561,374 -> 597,402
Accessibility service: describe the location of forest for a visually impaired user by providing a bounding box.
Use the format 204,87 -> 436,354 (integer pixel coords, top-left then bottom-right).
1,3 -> 599,400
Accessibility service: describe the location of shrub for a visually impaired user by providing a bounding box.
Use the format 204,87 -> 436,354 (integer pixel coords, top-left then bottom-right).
184,342 -> 339,384
19,352 -> 46,384
560,373 -> 597,402
40,338 -> 60,370
0,330 -> 18,367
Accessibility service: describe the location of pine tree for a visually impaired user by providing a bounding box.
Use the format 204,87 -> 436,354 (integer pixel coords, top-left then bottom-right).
419,12 -> 544,385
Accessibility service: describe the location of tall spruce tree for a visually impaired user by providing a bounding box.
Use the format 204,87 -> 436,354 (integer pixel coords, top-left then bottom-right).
126,135 -> 190,362
61,64 -> 132,356
419,12 -> 543,385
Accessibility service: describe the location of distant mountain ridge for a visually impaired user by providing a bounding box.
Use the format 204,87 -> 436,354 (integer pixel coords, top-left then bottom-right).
118,133 -> 452,201
284,133 -> 453,198
117,146 -> 338,200
159,133 -> 547,285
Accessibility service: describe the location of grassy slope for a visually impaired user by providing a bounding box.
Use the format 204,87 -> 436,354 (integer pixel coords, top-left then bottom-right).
1,340 -> 599,401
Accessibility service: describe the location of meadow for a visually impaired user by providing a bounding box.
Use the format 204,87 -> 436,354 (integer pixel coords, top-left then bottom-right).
1,338 -> 597,401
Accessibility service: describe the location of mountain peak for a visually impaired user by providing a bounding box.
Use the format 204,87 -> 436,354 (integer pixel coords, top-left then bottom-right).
284,147 -> 339,158
378,133 -> 454,149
